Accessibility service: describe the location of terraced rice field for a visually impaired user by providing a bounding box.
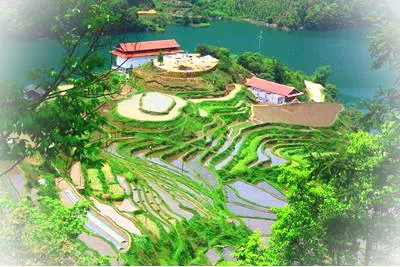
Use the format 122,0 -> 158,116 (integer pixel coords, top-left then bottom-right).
48,80 -> 343,260
56,177 -> 131,251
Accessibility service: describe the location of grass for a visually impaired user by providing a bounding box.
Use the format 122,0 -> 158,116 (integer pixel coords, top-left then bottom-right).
109,184 -> 125,200
86,168 -> 104,192
102,163 -> 115,184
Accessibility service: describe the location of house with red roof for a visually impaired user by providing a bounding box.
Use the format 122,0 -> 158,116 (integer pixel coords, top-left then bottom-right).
245,76 -> 303,104
110,39 -> 184,70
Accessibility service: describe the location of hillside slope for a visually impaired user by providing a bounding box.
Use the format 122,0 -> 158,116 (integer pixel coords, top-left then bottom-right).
158,0 -> 373,30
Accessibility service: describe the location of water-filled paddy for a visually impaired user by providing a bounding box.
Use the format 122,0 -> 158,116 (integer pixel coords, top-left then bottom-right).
242,218 -> 274,235
256,181 -> 286,200
146,181 -> 194,219
229,181 -> 287,208
226,202 -> 277,219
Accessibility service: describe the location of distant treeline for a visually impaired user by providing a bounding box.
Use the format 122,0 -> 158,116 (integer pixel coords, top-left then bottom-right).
180,0 -> 374,30
0,0 -> 161,39
0,0 -> 382,40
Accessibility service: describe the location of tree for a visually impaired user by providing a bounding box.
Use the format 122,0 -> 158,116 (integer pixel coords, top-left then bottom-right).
272,59 -> 286,84
196,44 -> 232,72
183,16 -> 191,26
233,231 -> 268,265
0,0 -> 130,175
0,197 -> 108,265
312,129 -> 400,265
237,52 -> 273,76
361,4 -> 400,130
266,168 -> 346,265
313,65 -> 332,86
368,3 -> 400,80
157,52 -> 164,65
325,83 -> 338,100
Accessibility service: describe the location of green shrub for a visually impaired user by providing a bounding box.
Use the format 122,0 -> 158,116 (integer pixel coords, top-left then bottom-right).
87,168 -> 103,192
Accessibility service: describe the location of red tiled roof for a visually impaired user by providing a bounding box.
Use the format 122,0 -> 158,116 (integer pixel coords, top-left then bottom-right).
110,49 -> 184,58
245,76 -> 303,97
117,39 -> 180,53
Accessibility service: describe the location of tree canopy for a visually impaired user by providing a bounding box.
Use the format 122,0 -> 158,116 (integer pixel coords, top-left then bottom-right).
0,0 -> 130,174
178,0 -> 373,30
0,197 -> 109,265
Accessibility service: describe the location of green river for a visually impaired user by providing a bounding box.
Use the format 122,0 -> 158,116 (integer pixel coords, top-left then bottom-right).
0,20 -> 396,104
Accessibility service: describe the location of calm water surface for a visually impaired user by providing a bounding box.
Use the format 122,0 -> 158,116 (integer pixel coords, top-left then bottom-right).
0,20 -> 395,103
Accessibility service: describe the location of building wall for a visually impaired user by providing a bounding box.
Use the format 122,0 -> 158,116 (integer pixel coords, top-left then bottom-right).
248,87 -> 285,104
116,56 -> 157,69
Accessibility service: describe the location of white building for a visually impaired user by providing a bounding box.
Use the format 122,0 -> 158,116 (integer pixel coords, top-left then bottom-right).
245,76 -> 303,104
110,39 -> 183,70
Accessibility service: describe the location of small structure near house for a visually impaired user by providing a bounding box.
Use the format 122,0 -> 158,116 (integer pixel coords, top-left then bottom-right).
110,39 -> 184,70
245,76 -> 303,104
24,84 -> 46,101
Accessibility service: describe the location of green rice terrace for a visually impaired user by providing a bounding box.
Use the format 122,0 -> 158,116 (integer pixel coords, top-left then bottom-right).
1,1 -> 398,265
8,61 -> 346,265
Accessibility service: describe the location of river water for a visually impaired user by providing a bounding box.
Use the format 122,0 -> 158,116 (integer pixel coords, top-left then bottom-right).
0,20 -> 395,104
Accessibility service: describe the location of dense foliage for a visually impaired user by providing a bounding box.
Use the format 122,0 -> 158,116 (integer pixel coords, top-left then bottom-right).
0,0 -> 389,39
124,216 -> 250,265
157,0 -> 373,30
0,0 -> 129,171
196,44 -> 249,90
0,197 -> 109,265
0,0 -> 163,39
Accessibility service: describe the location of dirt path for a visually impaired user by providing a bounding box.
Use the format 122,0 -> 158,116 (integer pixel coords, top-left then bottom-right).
199,108 -> 208,117
304,80 -> 325,103
70,162 -> 85,189
190,84 -> 242,103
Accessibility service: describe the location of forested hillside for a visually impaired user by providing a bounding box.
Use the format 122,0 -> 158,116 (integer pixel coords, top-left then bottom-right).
0,0 -> 382,39
183,0 -> 372,30
0,0 -> 163,39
